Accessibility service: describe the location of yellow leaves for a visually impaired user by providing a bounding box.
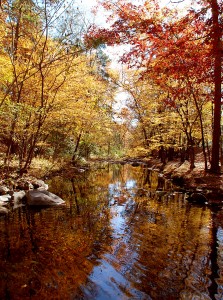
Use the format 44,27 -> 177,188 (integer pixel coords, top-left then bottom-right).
0,54 -> 13,83
40,51 -> 116,154
128,146 -> 150,157
0,0 -> 119,162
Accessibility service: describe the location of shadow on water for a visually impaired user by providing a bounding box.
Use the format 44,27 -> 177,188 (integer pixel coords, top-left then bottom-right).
0,163 -> 222,299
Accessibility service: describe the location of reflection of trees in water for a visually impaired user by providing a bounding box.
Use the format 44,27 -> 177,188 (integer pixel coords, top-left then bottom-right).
0,164 -> 218,299
125,195 -> 212,299
107,165 -> 213,299
110,163 -> 125,182
0,169 -> 112,299
208,212 -> 222,299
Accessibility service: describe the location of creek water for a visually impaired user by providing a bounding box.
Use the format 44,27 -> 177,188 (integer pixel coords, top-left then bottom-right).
0,163 -> 223,300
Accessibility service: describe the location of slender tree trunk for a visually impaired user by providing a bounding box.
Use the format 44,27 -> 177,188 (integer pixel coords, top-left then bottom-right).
188,80 -> 208,170
72,133 -> 82,164
107,141 -> 110,156
206,140 -> 211,164
189,145 -> 195,170
210,0 -> 222,173
129,91 -> 150,147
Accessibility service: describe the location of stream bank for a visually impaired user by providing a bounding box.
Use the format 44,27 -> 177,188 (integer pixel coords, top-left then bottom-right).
89,156 -> 223,203
0,155 -> 222,213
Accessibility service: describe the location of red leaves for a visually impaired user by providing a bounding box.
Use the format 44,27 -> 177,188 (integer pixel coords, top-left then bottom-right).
84,26 -> 121,49
85,0 -> 219,96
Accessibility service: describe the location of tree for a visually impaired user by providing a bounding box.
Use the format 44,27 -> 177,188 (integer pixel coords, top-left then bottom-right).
210,0 -> 222,172
0,0 -> 89,172
85,0 -> 222,172
41,52 -> 117,161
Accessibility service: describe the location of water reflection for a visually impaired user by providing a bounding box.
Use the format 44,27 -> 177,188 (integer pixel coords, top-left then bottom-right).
0,164 -> 221,299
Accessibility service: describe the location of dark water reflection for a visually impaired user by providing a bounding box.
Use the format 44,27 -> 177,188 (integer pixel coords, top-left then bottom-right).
0,164 -> 222,299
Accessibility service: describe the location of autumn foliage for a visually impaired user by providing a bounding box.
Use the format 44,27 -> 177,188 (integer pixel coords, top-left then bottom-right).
0,0 -> 222,173
86,0 -> 222,172
0,0 -> 120,173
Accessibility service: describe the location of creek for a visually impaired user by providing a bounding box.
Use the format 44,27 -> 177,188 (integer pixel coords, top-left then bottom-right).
0,163 -> 222,300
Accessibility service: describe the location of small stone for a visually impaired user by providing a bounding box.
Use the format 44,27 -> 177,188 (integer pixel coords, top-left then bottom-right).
16,180 -> 33,190
31,179 -> 48,190
0,186 -> 10,195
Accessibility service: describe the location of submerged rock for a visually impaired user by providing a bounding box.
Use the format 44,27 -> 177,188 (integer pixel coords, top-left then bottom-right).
26,190 -> 65,206
156,190 -> 167,197
187,192 -> 208,204
172,175 -> 185,186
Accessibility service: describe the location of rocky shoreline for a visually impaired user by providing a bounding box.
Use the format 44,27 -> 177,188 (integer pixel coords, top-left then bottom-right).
110,157 -> 223,205
161,160 -> 223,205
0,177 -> 65,214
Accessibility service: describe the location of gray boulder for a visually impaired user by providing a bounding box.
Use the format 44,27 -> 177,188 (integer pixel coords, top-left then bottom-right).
26,190 -> 65,206
0,201 -> 8,207
0,195 -> 11,211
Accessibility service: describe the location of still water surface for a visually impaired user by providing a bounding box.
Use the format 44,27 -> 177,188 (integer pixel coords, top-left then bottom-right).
0,164 -> 223,299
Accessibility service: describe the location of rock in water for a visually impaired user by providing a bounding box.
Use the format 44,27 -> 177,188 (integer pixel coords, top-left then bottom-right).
12,191 -> 26,209
26,190 -> 65,206
187,192 -> 208,204
0,194 -> 11,202
13,191 -> 26,202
